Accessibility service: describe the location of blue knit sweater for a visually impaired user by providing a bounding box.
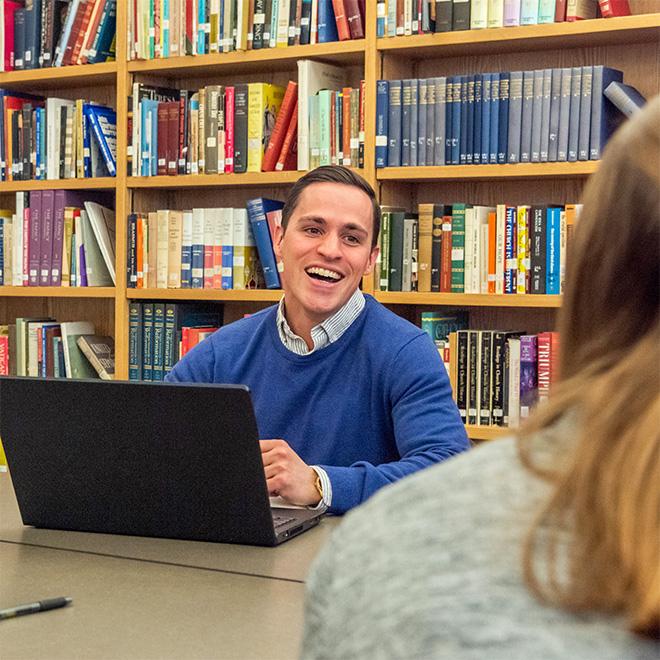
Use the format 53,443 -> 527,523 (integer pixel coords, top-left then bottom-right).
166,296 -> 469,513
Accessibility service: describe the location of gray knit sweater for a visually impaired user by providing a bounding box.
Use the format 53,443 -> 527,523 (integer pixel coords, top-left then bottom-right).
301,430 -> 658,660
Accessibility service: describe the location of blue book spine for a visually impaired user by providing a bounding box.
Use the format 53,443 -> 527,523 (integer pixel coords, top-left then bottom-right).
376,80 -> 389,168
387,80 -> 402,167
557,67 -> 572,162
504,206 -> 517,294
246,198 -> 283,289
578,66 -> 593,161
548,68 -> 561,162
85,105 -> 117,176
221,245 -> 233,289
198,0 -> 206,54
445,77 -> 454,164
546,207 -> 561,295
465,75 -> 475,164
82,105 -> 92,177
480,73 -> 491,164
433,77 -> 446,166
507,71 -> 523,164
426,77 -> 436,165
520,70 -> 535,162
473,75 -> 482,164
489,73 -> 500,164
497,72 -> 509,164
401,79 -> 412,167
409,79 -> 419,167
317,0 -> 339,42
377,0 -> 386,36
89,0 -> 117,63
567,66 -> 582,162
39,107 -> 47,178
141,302 -> 154,382
590,66 -> 623,161
417,79 -> 427,167
128,302 -> 143,381
539,69 -> 552,162
35,107 -> 43,179
150,104 -> 158,176
451,76 -> 462,165
459,76 -> 468,164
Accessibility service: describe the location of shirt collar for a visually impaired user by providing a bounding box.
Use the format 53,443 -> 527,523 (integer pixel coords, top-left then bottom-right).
276,289 -> 365,355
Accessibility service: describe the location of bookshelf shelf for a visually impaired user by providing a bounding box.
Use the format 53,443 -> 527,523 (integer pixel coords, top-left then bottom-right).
377,14 -> 660,57
465,425 -> 510,441
0,286 -> 116,298
126,288 -> 282,302
0,178 -> 117,193
375,292 -> 562,308
127,40 -> 367,77
377,162 -> 599,182
126,172 -> 303,189
0,62 -> 118,90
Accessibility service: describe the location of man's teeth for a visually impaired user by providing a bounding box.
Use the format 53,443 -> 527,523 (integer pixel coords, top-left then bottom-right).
306,267 -> 342,281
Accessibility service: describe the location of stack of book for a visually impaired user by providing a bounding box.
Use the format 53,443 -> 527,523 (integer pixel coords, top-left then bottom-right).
376,66 -> 626,167
128,301 -> 223,381
0,191 -> 115,287
377,0 -> 631,37
0,92 -> 117,181
376,202 -> 581,295
128,0 -> 366,60
1,0 -> 116,71
127,198 -> 285,291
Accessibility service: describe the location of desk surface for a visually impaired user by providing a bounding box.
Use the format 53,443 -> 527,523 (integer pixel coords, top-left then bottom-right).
0,471 -> 338,583
0,541 -> 306,660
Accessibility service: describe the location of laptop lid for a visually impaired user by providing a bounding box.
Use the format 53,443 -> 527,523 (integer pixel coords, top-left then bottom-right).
0,377 -> 321,547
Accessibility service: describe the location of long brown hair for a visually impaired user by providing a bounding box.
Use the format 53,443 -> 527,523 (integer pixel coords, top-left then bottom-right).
519,95 -> 660,637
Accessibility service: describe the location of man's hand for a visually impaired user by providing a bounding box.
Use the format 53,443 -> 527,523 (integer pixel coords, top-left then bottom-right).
260,439 -> 321,507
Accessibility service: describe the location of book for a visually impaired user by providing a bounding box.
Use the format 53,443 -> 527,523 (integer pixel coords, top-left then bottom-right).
60,320 -> 97,378
247,82 -> 285,172
77,334 -> 115,380
604,81 -> 647,117
262,81 -> 297,172
84,104 -> 117,176
246,197 -> 284,289
598,0 -> 630,17
84,201 -> 116,285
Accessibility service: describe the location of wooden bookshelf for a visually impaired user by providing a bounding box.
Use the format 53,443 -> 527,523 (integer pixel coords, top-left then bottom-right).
376,293 -> 562,308
466,425 -> 510,441
1,5 -> 658,441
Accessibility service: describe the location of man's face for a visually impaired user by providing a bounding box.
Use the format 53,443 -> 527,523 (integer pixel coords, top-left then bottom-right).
274,182 -> 379,334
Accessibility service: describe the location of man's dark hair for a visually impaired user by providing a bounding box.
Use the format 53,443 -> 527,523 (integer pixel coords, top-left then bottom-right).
281,166 -> 381,249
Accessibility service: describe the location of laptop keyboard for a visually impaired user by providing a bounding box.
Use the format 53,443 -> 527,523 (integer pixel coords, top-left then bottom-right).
272,514 -> 296,529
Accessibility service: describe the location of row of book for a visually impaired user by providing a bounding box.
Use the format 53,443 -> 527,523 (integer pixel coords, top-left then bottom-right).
127,198 -> 285,290
1,0 -> 116,72
128,301 -> 224,381
128,0 -> 366,60
376,202 -> 581,294
0,191 -> 116,287
376,66 -> 626,167
0,317 -> 114,380
0,91 -> 117,181
130,80 -> 297,177
420,313 -> 559,428
377,0 -> 632,38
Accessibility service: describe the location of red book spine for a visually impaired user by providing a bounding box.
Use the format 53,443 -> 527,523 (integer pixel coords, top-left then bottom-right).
344,0 -> 364,38
440,214 -> 452,293
185,0 -> 194,53
331,0 -> 351,40
554,0 -> 567,21
225,86 -> 235,173
79,0 -> 108,64
166,102 -> 179,176
536,332 -> 551,401
181,326 -> 191,356
598,0 -> 630,17
178,95 -> 186,174
0,335 -> 8,375
71,0 -> 97,65
157,103 -> 169,176
549,332 -> 560,389
275,101 -> 298,171
62,0 -> 89,66
3,1 -> 22,71
342,87 -> 351,166
261,81 -> 298,172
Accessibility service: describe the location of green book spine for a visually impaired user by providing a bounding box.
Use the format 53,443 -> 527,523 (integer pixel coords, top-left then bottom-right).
141,302 -> 154,382
128,302 -> 143,381
152,302 -> 166,382
451,203 -> 467,293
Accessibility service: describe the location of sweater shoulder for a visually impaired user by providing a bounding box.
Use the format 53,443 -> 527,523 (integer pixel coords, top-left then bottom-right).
363,296 -> 427,348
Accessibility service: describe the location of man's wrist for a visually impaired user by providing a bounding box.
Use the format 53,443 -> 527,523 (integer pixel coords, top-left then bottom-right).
310,466 -> 331,510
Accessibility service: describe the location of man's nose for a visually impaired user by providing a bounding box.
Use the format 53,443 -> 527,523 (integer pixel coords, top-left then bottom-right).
317,233 -> 342,258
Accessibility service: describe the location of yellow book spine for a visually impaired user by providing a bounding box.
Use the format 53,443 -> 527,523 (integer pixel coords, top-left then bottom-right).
61,208 -> 74,287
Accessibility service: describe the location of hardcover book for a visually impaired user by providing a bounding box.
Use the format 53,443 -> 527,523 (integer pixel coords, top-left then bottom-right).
77,334 -> 115,380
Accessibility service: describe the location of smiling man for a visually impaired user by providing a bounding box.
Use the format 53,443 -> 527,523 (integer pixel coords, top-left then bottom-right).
166,166 -> 469,514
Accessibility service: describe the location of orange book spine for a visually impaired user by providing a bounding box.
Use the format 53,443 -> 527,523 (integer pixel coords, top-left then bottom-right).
262,81 -> 298,172
275,101 -> 298,171
487,210 -> 496,294
342,87 -> 352,166
331,0 -> 351,40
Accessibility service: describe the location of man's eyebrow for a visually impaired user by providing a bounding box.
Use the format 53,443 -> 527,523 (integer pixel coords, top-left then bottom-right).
296,215 -> 369,234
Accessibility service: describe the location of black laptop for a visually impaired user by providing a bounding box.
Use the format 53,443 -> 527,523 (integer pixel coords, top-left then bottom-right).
0,377 -> 323,546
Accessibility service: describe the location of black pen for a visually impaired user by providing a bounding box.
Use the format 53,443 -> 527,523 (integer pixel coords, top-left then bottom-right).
0,597 -> 72,620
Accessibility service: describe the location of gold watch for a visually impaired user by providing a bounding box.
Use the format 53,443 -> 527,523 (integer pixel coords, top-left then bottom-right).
313,473 -> 324,501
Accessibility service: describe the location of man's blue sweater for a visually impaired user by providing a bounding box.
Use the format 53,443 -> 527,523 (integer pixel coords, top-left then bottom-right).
166,295 -> 469,513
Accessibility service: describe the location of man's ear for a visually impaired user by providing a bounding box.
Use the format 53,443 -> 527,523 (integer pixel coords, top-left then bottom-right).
363,246 -> 380,276
273,223 -> 284,261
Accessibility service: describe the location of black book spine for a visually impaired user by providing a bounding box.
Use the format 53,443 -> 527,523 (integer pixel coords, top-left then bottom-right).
59,106 -> 67,179
233,84 -> 249,173
479,330 -> 493,426
456,330 -> 469,424
430,204 -> 443,292
253,0 -> 266,48
467,329 -> 479,426
434,0 -> 452,32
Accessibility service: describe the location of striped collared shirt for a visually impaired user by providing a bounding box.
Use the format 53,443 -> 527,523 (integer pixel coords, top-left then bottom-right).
275,288 -> 366,510
276,288 -> 365,355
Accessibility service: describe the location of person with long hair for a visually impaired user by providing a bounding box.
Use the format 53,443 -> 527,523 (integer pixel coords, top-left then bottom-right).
300,96 -> 660,659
